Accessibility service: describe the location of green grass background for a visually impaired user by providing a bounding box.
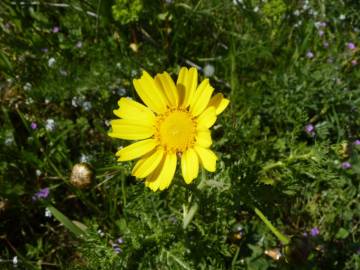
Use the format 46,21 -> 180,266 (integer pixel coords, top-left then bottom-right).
1,0 -> 360,269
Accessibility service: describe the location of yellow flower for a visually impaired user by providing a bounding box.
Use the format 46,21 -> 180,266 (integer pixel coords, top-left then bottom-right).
109,67 -> 229,191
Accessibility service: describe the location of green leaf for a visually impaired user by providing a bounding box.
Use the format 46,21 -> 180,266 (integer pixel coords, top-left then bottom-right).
47,205 -> 85,237
335,227 -> 349,239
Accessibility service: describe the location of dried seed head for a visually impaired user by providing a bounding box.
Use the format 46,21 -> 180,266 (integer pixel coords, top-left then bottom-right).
264,248 -> 282,260
70,163 -> 93,188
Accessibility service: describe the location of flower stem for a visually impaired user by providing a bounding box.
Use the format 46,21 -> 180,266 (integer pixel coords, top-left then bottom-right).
254,207 -> 290,245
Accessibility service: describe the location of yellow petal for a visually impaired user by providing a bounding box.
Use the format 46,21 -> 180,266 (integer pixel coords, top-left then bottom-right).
154,72 -> 179,107
207,93 -> 230,115
132,148 -> 164,178
133,70 -> 168,114
108,119 -> 154,140
194,146 -> 217,172
146,153 -> 177,191
196,106 -> 217,129
176,67 -> 198,108
115,139 -> 158,161
181,148 -> 199,184
195,130 -> 212,148
113,97 -> 155,125
190,79 -> 214,116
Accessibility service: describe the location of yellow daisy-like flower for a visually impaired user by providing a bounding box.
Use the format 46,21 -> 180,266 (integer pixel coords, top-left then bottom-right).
109,67 -> 229,191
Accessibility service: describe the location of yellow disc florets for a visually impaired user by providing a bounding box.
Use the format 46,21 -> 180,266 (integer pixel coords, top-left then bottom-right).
154,109 -> 197,153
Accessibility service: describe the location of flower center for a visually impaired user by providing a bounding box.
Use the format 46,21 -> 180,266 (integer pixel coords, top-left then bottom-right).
155,109 -> 196,153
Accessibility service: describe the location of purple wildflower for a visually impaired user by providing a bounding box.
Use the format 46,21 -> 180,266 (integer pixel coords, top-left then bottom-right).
305,124 -> 315,136
30,122 -> 37,130
347,42 -> 356,50
41,48 -> 48,53
306,51 -> 314,59
354,139 -> 360,145
112,243 -> 122,254
117,237 -> 124,244
318,30 -> 324,37
32,187 -> 50,201
52,26 -> 60,33
341,161 -> 352,169
351,59 -> 358,66
310,227 -> 320,237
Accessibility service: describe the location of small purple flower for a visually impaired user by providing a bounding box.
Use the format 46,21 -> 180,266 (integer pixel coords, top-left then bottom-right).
52,26 -> 60,33
112,243 -> 122,254
354,139 -> 360,145
341,161 -> 352,169
76,41 -> 83,48
305,124 -> 315,136
310,227 -> 320,237
41,48 -> 48,53
117,237 -> 124,244
318,30 -> 324,37
32,187 -> 50,201
30,122 -> 37,130
357,247 -> 360,254
319,22 -> 327,27
351,59 -> 358,66
347,42 -> 356,50
302,232 -> 308,237
306,51 -> 314,59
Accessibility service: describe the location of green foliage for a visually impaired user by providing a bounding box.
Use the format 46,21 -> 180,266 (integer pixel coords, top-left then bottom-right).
112,0 -> 143,25
0,0 -> 360,269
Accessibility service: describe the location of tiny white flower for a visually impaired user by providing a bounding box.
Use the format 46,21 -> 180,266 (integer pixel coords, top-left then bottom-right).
12,256 -> 18,265
48,57 -> 56,67
339,14 -> 346,20
45,207 -> 52,218
36,170 -> 42,177
59,69 -> 68,76
203,64 -> 215,77
97,229 -> 105,237
131,70 -> 138,77
117,87 -> 127,96
4,134 -> 14,146
45,119 -> 55,132
293,10 -> 300,16
82,101 -> 92,111
72,97 -> 79,107
253,6 -> 259,12
23,82 -> 32,91
25,97 -> 34,105
80,153 -> 91,163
